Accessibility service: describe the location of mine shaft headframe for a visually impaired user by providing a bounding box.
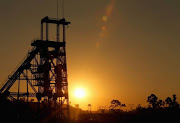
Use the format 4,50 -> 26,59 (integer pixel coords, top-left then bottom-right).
41,16 -> 71,42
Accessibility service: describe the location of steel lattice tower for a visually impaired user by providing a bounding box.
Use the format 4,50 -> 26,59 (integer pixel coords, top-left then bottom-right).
0,16 -> 71,120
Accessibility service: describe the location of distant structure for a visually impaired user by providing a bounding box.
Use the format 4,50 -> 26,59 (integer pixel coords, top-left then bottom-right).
88,104 -> 92,113
0,16 -> 70,119
75,104 -> 79,109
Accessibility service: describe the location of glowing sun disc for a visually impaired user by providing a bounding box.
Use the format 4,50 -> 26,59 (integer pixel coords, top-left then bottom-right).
74,88 -> 85,98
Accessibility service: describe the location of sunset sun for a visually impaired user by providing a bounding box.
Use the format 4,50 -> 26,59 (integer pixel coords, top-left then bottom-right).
74,88 -> 86,98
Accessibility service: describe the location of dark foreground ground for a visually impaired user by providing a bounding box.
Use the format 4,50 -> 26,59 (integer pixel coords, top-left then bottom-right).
77,109 -> 180,123
0,100 -> 180,123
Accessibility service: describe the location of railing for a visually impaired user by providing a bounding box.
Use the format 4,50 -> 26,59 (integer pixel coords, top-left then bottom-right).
8,47 -> 36,79
0,47 -> 36,93
0,53 -> 28,91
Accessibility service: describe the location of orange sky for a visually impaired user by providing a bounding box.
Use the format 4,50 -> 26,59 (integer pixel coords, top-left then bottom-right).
0,0 -> 180,110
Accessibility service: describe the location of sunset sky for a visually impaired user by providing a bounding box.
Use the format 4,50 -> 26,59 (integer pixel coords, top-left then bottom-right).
0,0 -> 180,110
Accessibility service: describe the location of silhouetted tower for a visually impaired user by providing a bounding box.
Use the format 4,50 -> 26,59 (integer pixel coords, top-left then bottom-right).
75,104 -> 79,109
88,104 -> 92,113
0,16 -> 70,120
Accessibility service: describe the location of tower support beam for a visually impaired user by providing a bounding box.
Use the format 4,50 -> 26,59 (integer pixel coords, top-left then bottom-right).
0,16 -> 71,120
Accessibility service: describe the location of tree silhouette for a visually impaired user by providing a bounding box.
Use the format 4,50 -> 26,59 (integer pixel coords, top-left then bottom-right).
157,99 -> 165,108
165,97 -> 172,108
109,100 -> 126,112
147,94 -> 158,109
136,104 -> 142,110
172,94 -> 179,108
172,94 -> 177,103
110,100 -> 121,110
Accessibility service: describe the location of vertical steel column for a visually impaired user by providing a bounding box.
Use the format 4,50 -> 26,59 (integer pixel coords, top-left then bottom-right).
26,70 -> 29,102
17,74 -> 20,100
63,23 -> 70,119
63,25 -> 65,42
57,24 -> 60,42
46,23 -> 49,41
41,23 -> 43,41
